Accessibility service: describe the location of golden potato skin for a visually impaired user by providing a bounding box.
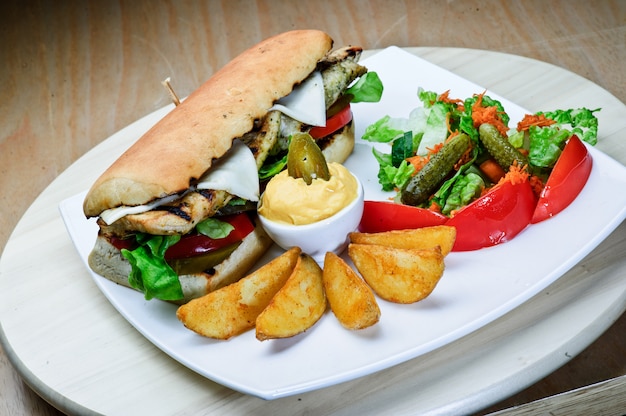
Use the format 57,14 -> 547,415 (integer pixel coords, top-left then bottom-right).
323,252 -> 380,330
176,247 -> 301,339
349,225 -> 456,256
348,244 -> 445,304
256,253 -> 327,340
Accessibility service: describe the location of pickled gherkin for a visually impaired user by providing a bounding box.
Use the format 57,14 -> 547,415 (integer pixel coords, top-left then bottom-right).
287,133 -> 331,185
401,133 -> 471,206
479,123 -> 529,170
170,243 -> 240,275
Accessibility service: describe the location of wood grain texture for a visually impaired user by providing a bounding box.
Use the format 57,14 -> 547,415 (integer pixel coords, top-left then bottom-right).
1,1 -> 625,415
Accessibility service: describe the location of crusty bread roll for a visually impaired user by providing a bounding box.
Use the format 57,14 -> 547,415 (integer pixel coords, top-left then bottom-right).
83,30 -> 333,218
321,120 -> 355,165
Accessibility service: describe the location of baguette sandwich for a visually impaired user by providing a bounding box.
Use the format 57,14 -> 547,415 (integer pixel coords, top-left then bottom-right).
83,30 -> 382,304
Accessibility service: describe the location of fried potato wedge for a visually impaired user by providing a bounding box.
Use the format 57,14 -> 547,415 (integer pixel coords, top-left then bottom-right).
349,225 -> 456,256
348,243 -> 445,304
323,252 -> 380,330
256,252 -> 327,340
176,247 -> 301,340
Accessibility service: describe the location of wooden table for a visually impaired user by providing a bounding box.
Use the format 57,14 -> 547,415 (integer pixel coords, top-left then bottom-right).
2,1 -> 625,414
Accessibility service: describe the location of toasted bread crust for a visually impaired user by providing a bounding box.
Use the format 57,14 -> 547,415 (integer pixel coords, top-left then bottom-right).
83,30 -> 333,217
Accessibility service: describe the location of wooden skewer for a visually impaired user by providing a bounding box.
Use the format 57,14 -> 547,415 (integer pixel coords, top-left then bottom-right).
161,77 -> 181,106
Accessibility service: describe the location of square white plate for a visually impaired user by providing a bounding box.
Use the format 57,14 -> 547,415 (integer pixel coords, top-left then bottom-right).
60,47 -> 626,400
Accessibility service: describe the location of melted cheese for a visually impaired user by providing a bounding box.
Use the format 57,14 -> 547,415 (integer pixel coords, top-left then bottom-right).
99,140 -> 259,225
269,71 -> 326,126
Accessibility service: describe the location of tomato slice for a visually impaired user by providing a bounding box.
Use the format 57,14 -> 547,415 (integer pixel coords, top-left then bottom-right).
164,213 -> 255,260
359,200 -> 448,233
531,135 -> 592,224
309,103 -> 353,139
447,179 -> 536,251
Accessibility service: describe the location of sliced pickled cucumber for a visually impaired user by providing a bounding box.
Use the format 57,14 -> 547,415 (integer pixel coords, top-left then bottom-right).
287,133 -> 330,185
169,242 -> 240,275
401,133 -> 470,206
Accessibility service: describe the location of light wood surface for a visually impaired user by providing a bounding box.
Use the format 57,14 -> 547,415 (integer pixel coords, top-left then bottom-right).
1,1 -> 625,415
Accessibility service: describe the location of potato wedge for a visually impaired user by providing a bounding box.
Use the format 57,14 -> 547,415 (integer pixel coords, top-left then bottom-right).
256,252 -> 326,340
348,243 -> 445,304
323,252 -> 380,330
176,247 -> 301,339
349,225 -> 456,256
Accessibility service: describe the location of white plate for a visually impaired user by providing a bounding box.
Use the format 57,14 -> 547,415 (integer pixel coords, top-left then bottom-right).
59,47 -> 626,400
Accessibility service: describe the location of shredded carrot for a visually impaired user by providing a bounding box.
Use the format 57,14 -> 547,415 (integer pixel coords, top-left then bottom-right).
427,200 -> 442,213
517,114 -> 556,132
471,92 -> 509,137
406,141 -> 446,175
438,90 -> 464,108
479,158 -> 506,183
498,162 -> 530,186
529,174 -> 545,198
406,154 -> 430,174
427,142 -> 445,154
446,129 -> 460,142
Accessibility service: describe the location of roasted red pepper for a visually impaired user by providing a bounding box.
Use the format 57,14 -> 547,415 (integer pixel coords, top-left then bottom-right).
359,178 -> 537,252
359,200 -> 447,233
531,135 -> 592,223
446,179 -> 536,251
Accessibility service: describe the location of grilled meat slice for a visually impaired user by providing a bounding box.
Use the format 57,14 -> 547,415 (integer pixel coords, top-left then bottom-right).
319,46 -> 367,108
99,189 -> 233,237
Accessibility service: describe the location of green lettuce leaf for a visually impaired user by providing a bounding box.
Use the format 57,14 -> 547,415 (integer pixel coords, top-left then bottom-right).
538,107 -> 600,145
418,88 -> 438,107
196,217 -> 235,239
259,154 -> 288,180
528,126 -> 570,168
415,102 -> 450,155
372,147 -> 414,191
122,234 -> 183,301
346,71 -> 384,103
435,171 -> 485,216
362,115 -> 405,143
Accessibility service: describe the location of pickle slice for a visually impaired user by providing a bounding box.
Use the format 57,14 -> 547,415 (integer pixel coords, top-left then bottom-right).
287,133 -> 330,185
169,242 -> 240,275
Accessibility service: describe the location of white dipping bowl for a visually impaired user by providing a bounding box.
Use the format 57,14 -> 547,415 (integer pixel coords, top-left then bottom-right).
258,174 -> 365,263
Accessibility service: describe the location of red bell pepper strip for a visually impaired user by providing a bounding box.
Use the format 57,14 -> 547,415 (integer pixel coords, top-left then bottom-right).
359,178 -> 536,251
531,135 -> 592,223
359,200 -> 447,233
447,179 -> 536,251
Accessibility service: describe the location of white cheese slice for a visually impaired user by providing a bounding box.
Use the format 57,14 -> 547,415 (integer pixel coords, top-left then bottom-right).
100,193 -> 181,225
269,71 -> 326,126
196,139 -> 259,201
99,140 -> 259,225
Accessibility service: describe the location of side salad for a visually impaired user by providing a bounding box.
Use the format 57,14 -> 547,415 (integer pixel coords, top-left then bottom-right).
361,88 -> 599,251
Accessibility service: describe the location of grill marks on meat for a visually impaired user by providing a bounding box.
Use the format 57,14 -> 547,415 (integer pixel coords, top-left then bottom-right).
100,189 -> 232,237
318,46 -> 367,108
241,110 -> 281,169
